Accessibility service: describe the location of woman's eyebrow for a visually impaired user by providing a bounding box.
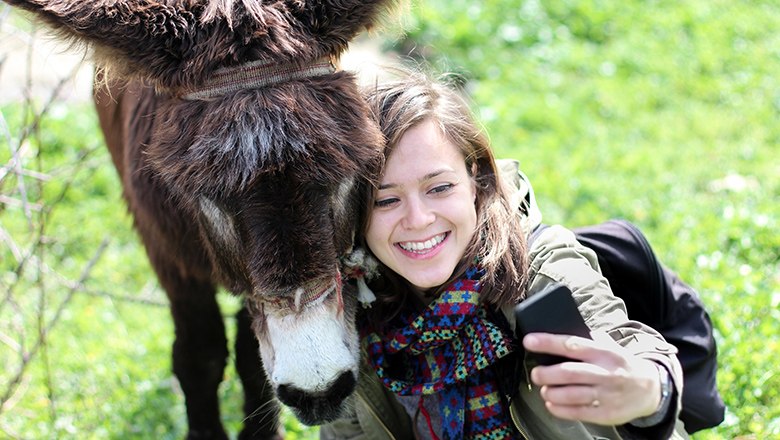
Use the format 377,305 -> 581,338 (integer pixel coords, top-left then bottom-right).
378,169 -> 453,190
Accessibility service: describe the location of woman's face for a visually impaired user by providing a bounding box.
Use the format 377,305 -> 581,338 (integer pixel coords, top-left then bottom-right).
366,119 -> 478,291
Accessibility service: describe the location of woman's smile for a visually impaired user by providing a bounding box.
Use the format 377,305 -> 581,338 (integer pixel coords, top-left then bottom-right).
395,232 -> 449,257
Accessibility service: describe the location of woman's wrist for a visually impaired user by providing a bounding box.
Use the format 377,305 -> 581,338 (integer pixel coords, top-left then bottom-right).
629,363 -> 673,427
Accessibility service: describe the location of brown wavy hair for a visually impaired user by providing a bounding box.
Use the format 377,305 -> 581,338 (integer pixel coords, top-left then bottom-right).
359,68 -> 529,322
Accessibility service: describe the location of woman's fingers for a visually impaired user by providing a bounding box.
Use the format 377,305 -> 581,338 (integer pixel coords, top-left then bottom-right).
544,399 -> 624,425
524,332 -> 663,424
538,381 -> 626,425
539,384 -> 600,407
530,359 -> 615,387
523,332 -> 626,367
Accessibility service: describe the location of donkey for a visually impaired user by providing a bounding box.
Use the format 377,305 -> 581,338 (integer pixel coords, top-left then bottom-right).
3,0 -> 394,438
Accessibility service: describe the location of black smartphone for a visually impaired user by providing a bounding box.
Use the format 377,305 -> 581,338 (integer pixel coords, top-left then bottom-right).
514,283 -> 592,365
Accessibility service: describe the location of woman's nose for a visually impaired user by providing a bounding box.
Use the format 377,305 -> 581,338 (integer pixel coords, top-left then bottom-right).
401,198 -> 435,230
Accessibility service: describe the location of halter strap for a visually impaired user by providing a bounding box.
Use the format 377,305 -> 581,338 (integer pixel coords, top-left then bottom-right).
182,56 -> 337,100
259,273 -> 342,313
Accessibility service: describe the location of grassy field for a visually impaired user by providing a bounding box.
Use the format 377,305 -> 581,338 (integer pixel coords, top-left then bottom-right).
1,0 -> 778,438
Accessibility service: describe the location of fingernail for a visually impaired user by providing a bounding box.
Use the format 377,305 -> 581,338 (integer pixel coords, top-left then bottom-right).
524,335 -> 538,348
565,337 -> 580,350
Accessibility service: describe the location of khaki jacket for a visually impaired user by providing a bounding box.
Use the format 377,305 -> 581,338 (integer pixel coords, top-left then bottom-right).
320,161 -> 688,440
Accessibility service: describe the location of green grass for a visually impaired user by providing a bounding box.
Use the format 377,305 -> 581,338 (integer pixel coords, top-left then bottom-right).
2,0 -> 779,438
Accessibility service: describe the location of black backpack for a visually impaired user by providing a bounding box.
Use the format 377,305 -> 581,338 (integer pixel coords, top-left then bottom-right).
569,219 -> 724,433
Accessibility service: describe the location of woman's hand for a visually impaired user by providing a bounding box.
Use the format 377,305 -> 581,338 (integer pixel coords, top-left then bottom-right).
523,331 -> 662,426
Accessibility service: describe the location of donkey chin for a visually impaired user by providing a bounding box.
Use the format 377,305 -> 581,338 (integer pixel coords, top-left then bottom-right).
251,278 -> 360,425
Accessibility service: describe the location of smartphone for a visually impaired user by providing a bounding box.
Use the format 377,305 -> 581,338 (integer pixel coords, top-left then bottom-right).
514,283 -> 592,365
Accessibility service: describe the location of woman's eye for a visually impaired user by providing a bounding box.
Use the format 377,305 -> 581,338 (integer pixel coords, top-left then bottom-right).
429,183 -> 453,195
375,197 -> 399,208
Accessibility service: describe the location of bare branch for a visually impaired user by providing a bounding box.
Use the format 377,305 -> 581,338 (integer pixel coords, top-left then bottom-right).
0,238 -> 110,415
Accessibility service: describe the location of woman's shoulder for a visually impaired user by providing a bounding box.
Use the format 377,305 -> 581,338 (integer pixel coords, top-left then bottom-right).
526,224 -> 602,279
521,224 -> 624,325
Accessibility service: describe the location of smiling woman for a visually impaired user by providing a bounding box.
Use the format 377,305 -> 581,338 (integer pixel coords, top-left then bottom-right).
365,119 -> 477,291
320,69 -> 691,440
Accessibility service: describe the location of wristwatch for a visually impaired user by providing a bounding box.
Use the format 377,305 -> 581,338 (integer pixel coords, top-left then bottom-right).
656,363 -> 672,411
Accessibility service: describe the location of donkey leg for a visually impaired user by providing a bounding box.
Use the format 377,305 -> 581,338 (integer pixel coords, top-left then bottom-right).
165,274 -> 229,440
235,304 -> 282,440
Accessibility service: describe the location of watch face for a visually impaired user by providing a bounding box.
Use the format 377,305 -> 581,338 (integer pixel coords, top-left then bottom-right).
657,364 -> 671,400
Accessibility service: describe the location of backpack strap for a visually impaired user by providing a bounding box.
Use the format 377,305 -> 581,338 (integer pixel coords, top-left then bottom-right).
527,223 -> 549,248
573,220 -> 666,325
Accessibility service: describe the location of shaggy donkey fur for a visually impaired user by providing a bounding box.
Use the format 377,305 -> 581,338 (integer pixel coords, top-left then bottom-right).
4,0 -> 394,438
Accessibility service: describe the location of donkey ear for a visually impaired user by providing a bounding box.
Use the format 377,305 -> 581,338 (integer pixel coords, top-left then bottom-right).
5,0 -> 195,87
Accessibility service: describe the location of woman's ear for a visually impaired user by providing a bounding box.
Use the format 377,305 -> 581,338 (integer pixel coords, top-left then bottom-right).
470,177 -> 478,204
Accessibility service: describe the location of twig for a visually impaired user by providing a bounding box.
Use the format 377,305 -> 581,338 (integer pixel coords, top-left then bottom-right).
0,195 -> 43,211
0,237 -> 110,415
0,146 -> 96,318
77,288 -> 168,308
0,225 -> 23,265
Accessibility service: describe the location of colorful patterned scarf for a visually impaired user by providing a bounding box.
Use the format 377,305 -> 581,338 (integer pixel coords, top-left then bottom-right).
361,266 -> 519,439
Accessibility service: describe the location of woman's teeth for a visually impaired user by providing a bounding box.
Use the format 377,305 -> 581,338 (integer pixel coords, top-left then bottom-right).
398,233 -> 446,252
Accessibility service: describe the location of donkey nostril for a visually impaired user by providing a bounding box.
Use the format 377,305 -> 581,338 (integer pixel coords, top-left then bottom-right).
276,383 -> 307,408
276,371 -> 357,410
328,371 -> 357,403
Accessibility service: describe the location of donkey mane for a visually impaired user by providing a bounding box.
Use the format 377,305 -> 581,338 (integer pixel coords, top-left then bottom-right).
149,71 -> 381,200
200,0 -> 291,29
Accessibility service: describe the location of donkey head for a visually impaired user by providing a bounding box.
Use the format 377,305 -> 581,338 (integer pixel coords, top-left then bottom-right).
150,81 -> 382,425
6,0 -> 391,425
151,74 -> 381,425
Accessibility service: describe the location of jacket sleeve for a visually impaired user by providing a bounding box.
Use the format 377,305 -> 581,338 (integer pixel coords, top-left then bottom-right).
519,225 -> 685,439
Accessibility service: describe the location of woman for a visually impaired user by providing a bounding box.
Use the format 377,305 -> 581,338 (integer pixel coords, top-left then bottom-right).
323,70 -> 688,439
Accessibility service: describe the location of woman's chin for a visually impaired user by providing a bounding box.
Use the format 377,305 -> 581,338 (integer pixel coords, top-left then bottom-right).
406,272 -> 452,291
